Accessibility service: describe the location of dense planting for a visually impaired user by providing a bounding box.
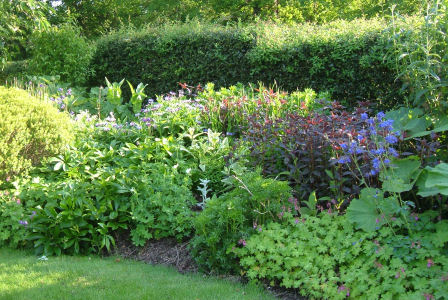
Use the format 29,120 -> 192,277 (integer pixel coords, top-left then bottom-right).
1,2 -> 448,299
89,19 -> 405,108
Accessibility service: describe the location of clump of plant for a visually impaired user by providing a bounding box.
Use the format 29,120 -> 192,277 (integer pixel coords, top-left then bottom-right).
0,87 -> 74,185
14,126 -> 197,255
236,212 -> 448,299
0,191 -> 30,248
240,101 -> 374,201
190,168 -> 293,273
198,83 -> 328,136
388,0 -> 447,112
28,23 -> 94,86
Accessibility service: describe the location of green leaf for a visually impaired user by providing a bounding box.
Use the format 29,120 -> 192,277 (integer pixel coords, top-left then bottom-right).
380,157 -> 421,193
416,170 -> 440,197
423,163 -> 448,195
346,188 -> 382,232
433,221 -> 448,248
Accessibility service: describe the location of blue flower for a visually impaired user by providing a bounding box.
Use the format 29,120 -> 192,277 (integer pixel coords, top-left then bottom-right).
385,135 -> 398,144
356,148 -> 365,154
338,156 -> 351,164
377,111 -> 385,120
372,158 -> 381,170
367,118 -> 375,126
379,119 -> 394,129
361,113 -> 368,120
388,147 -> 399,157
384,159 -> 391,165
340,143 -> 349,151
373,148 -> 385,155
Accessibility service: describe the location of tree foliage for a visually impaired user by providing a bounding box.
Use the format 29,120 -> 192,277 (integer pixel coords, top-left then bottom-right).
0,0 -> 51,65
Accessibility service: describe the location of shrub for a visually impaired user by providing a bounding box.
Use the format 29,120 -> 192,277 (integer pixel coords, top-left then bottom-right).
89,19 -> 406,108
236,212 -> 448,299
28,24 -> 94,85
0,87 -> 74,184
190,170 -> 293,273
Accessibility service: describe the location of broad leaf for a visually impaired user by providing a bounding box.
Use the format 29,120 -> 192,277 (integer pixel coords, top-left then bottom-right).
380,157 -> 421,193
346,188 -> 382,232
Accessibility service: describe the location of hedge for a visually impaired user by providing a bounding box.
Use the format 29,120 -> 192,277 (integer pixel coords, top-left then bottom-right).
89,20 -> 406,108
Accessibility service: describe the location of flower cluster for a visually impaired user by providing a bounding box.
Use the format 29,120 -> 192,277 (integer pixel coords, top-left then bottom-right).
49,88 -> 72,111
337,111 -> 402,177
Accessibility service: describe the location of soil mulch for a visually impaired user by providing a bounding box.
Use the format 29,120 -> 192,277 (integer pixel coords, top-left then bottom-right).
114,233 -> 197,273
113,232 -> 306,300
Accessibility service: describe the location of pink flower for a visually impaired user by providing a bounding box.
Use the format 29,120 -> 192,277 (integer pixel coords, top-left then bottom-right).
427,259 -> 434,268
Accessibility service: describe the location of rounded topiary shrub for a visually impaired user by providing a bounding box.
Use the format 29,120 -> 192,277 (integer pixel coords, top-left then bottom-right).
0,87 -> 74,184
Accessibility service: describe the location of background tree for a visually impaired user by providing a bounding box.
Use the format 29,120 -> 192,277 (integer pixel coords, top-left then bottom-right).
0,0 -> 51,67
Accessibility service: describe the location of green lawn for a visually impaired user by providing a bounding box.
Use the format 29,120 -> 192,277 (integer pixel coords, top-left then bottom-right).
0,248 -> 274,300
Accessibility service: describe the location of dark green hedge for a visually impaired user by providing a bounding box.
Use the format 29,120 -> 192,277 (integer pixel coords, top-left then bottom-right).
89,20 -> 405,108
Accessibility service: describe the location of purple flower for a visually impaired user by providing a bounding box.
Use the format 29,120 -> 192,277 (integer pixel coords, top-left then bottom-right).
58,88 -> 63,93
66,89 -> 72,96
19,220 -> 28,226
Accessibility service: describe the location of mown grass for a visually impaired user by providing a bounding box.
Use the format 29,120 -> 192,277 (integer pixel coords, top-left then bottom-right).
0,248 -> 274,300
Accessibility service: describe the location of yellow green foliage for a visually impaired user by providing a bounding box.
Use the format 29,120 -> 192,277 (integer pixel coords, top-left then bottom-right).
0,87 -> 73,183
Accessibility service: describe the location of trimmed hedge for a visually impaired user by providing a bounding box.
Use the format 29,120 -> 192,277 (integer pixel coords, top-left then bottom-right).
89,20 -> 405,108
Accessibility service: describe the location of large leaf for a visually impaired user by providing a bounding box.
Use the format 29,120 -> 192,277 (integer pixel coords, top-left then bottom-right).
424,163 -> 448,196
346,188 -> 382,232
385,107 -> 429,139
416,170 -> 441,197
346,188 -> 401,232
380,157 -> 421,193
